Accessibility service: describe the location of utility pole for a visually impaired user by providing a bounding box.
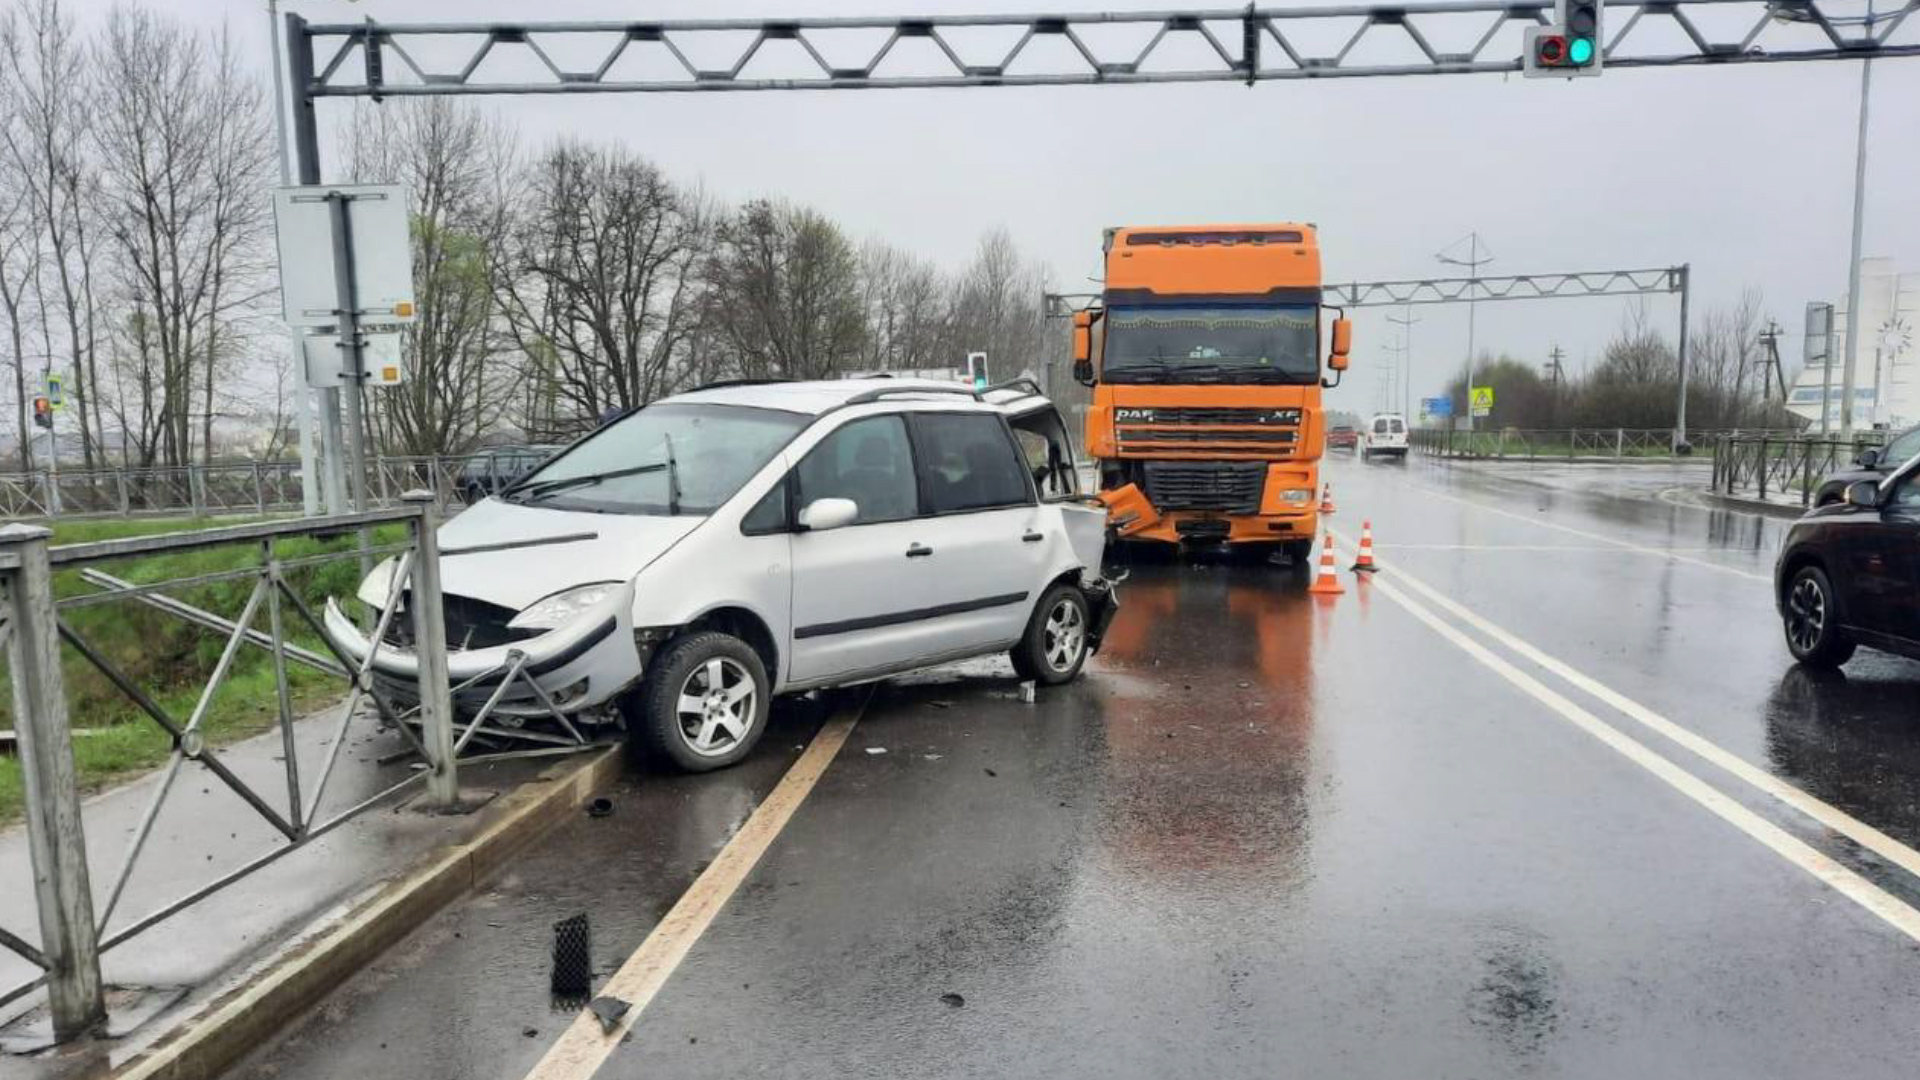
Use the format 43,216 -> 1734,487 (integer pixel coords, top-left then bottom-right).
1387,306 -> 1420,420
1839,0 -> 1877,437
1756,320 -> 1788,422
1544,345 -> 1566,427
1437,233 -> 1492,432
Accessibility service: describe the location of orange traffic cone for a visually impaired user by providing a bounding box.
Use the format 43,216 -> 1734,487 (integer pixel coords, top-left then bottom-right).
1307,532 -> 1345,596
1318,483 -> 1336,515
1351,520 -> 1379,573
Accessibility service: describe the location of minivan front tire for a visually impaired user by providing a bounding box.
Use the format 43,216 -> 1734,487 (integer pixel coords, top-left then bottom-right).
625,631 -> 771,771
1011,583 -> 1091,686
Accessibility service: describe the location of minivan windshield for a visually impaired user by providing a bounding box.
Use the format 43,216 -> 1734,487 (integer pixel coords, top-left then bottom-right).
506,403 -> 806,515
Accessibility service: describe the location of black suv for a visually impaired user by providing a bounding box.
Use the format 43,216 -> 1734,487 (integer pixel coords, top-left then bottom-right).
1776,453 -> 1920,667
1812,425 -> 1920,506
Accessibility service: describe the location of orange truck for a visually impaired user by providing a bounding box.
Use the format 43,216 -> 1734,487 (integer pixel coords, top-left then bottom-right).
1070,223 -> 1352,563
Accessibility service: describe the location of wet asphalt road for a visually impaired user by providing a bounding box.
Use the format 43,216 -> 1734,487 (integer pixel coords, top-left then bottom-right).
225,454 -> 1920,1080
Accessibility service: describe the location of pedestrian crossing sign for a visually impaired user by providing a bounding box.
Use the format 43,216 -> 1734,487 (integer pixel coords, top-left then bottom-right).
1470,386 -> 1494,417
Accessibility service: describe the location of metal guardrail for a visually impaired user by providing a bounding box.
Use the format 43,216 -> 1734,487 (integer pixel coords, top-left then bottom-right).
1407,427 -> 1804,461
1709,433 -> 1887,509
0,453 -> 517,520
0,496 -> 463,1040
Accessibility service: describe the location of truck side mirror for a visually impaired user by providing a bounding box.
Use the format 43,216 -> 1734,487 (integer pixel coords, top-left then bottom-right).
1329,318 -> 1352,365
1072,310 -> 1095,386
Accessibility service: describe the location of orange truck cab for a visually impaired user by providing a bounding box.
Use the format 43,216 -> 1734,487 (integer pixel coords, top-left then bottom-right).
1072,224 -> 1352,561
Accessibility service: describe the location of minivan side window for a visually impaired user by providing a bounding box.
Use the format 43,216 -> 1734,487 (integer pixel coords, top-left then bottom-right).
910,413 -> 1032,513
1009,408 -> 1080,500
794,415 -> 918,525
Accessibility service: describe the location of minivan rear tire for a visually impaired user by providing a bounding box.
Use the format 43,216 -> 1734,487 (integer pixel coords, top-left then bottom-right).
624,631 -> 771,772
1010,583 -> 1091,686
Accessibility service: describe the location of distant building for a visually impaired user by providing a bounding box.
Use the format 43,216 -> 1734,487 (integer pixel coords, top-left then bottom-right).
1787,258 -> 1919,431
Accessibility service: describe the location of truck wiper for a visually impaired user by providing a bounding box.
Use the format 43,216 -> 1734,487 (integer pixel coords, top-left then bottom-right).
514,461 -> 667,502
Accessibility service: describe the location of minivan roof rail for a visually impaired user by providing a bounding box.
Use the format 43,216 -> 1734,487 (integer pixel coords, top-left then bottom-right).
842,384 -> 983,406
985,377 -> 1045,398
690,377 -> 794,392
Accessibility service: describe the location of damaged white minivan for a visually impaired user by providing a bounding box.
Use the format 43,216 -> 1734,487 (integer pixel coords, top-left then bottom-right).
326,379 -> 1115,771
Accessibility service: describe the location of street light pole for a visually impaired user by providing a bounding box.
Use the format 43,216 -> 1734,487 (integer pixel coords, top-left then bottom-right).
1838,0 -> 1876,438
1388,306 -> 1420,420
1437,233 -> 1492,431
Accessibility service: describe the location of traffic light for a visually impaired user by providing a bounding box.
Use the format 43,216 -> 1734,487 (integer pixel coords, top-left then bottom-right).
966,351 -> 989,391
32,396 -> 51,430
1523,0 -> 1603,78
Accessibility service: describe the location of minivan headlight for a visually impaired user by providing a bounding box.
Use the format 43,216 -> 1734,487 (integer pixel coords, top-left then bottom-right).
508,583 -> 620,630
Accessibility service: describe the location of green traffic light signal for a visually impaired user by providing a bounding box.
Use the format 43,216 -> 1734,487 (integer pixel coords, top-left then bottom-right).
1568,36 -> 1594,64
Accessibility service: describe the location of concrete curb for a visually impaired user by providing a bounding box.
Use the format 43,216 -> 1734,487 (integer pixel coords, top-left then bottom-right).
111,747 -> 624,1080
1695,490 -> 1809,521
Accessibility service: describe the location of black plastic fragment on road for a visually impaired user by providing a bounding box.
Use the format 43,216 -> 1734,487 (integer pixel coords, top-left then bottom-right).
552,914 -> 593,995
940,992 -> 966,1008
589,995 -> 632,1033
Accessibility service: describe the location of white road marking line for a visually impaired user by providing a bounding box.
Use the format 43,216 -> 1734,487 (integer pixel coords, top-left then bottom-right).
1398,482 -> 1771,582
1335,528 -> 1920,886
523,698 -> 864,1080
1337,547 -> 1920,946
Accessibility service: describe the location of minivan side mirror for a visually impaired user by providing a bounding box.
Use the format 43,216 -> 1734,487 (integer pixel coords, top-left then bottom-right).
797,497 -> 859,532
1857,448 -> 1881,469
1846,480 -> 1882,509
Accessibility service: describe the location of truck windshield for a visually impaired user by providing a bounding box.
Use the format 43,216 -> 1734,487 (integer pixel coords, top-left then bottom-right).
505,403 -> 806,515
1103,304 -> 1319,385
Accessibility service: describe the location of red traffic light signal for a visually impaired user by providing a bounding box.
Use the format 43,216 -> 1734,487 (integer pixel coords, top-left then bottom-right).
1534,32 -> 1568,66
32,396 -> 51,429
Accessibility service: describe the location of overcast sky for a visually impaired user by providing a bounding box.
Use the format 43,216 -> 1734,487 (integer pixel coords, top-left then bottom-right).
96,0 -> 1920,414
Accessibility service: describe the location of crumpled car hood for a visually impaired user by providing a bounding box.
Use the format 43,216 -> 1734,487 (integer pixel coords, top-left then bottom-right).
374,498 -> 703,612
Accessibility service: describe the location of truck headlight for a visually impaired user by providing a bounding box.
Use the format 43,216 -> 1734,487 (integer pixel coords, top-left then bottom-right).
509,583 -> 620,630
1277,488 -> 1314,504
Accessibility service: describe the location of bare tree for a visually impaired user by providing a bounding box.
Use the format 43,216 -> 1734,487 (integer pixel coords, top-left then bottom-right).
857,238 -> 948,373
90,5 -> 274,466
1,0 -> 100,466
703,199 -> 866,382
947,227 -> 1050,382
497,141 -> 707,420
341,97 -> 520,454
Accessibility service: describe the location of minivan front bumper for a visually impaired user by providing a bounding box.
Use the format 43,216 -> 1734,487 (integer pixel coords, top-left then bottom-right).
321,582 -> 642,717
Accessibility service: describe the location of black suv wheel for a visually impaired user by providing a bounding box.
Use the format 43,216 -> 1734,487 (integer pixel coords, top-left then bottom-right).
1783,565 -> 1856,668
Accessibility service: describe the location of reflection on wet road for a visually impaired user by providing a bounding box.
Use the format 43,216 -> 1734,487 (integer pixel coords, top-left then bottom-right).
227,455 -> 1920,1080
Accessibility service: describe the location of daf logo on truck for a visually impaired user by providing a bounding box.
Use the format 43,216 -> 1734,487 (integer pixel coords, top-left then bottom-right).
1069,223 -> 1352,564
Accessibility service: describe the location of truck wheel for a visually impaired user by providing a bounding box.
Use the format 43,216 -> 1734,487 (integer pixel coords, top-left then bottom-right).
1782,566 -> 1855,668
1284,540 -> 1314,580
1010,584 -> 1090,686
624,631 -> 771,771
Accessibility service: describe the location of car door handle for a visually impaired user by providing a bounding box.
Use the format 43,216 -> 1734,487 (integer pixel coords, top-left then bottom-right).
905,543 -> 934,558
1022,531 -> 1044,543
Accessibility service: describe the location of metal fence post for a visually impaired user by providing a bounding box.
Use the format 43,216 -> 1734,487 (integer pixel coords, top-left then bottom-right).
188,465 -> 205,518
253,461 -> 267,513
1758,437 -> 1769,500
1615,428 -> 1624,462
401,491 -> 458,807
116,469 -> 130,516
0,524 -> 106,1041
428,454 -> 443,506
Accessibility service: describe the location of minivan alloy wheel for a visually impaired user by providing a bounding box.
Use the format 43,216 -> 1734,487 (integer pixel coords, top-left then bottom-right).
1786,576 -> 1826,654
676,657 -> 755,757
1044,596 -> 1086,673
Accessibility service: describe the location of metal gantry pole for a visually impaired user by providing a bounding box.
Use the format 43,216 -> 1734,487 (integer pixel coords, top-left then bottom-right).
269,0 -> 320,517
326,192 -> 371,514
1674,263 -> 1692,450
286,12 -> 348,514
402,491 -> 459,807
0,524 -> 106,1041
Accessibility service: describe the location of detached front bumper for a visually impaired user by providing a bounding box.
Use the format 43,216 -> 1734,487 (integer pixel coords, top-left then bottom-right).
322,582 -> 642,717
1083,573 -> 1120,654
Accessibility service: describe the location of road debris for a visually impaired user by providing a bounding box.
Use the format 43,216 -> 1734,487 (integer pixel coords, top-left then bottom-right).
587,797 -> 614,818
940,992 -> 966,1008
552,914 -> 593,996
588,995 -> 631,1033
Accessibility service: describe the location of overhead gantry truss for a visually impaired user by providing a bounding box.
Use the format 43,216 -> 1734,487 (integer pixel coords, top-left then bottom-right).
289,1 -> 1918,99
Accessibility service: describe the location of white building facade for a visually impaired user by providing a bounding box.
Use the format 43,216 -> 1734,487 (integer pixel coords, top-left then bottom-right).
1787,258 -> 1918,432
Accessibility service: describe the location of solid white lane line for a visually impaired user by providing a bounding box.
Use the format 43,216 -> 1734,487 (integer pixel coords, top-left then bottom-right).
524,699 -> 863,1080
1341,532 -> 1920,885
1344,557 -> 1920,946
1401,482 -> 1771,582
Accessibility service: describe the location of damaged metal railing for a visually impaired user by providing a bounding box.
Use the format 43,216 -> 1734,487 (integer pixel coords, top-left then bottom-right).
0,492 -> 477,1041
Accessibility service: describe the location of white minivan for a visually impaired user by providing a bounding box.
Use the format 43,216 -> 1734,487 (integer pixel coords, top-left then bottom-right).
1363,413 -> 1409,460
326,379 -> 1116,771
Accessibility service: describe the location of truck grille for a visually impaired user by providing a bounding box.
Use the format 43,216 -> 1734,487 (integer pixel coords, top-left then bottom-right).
1114,407 -> 1300,426
1119,428 -> 1298,445
1142,461 -> 1268,514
